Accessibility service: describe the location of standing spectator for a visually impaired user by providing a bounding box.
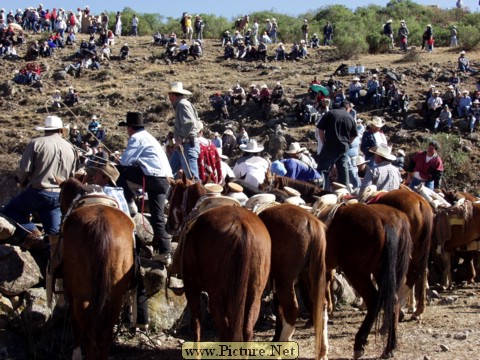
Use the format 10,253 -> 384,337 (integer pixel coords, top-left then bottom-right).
407,141 -> 443,190
222,128 -> 236,157
193,15 -> 204,40
168,82 -> 201,180
301,19 -> 309,43
450,25 -> 458,47
323,21 -> 333,46
270,18 -> 278,44
383,19 -> 394,48
185,14 -> 193,41
316,101 -> 358,190
116,112 -> 173,265
114,11 -> 122,37
468,99 -> 480,133
398,20 -> 409,52
265,18 -> 272,36
3,116 -> 76,248
422,24 -> 433,52
252,18 -> 259,45
131,15 -> 138,36
359,144 -> 402,194
361,116 -> 388,166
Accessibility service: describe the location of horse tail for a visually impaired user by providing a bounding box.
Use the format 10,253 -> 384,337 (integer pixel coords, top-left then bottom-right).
376,220 -> 412,351
307,220 -> 327,359
225,222 -> 252,340
87,209 -> 114,325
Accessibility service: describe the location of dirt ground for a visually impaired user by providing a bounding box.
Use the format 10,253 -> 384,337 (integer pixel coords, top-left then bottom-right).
107,283 -> 480,360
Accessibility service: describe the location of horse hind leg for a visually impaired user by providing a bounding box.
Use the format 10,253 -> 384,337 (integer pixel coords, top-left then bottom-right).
272,285 -> 298,341
185,288 -> 202,341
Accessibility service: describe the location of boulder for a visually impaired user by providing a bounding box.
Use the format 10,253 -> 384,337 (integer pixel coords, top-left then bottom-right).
0,214 -> 15,240
132,213 -> 154,246
53,70 -> 68,81
0,245 -> 43,296
332,272 -> 360,308
0,294 -> 14,329
404,113 -> 426,129
9,288 -> 53,334
1,80 -> 17,97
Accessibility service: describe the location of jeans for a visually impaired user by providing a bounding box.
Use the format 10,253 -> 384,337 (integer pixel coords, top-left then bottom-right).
3,188 -> 61,237
169,141 -> 200,180
409,177 -> 434,190
317,148 -> 351,191
116,166 -> 171,254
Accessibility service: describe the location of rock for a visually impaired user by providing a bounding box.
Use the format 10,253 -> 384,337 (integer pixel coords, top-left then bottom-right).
332,273 -> 359,308
0,294 -> 13,329
132,213 -> 154,246
142,260 -> 168,297
453,332 -> 468,340
147,285 -> 187,331
1,81 -> 17,97
439,296 -> 456,305
0,214 -> 15,240
53,70 -> 68,81
404,113 -> 425,129
10,288 -> 53,334
440,344 -> 449,351
0,330 -> 29,359
267,103 -> 281,119
0,245 -> 43,296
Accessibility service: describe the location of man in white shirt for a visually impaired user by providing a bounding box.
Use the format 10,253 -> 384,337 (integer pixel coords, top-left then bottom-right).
233,139 -> 269,188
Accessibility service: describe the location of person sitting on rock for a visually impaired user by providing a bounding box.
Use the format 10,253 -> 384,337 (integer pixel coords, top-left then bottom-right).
246,84 -> 260,103
39,41 -> 52,57
271,82 -> 284,104
231,84 -> 246,106
189,41 -> 203,60
458,51 -> 477,74
100,44 -> 111,61
259,84 -> 271,109
468,99 -> 480,133
310,33 -> 320,48
221,30 -> 232,47
434,104 -> 453,132
275,42 -> 286,61
224,41 -> 235,59
457,90 -> 472,118
210,93 -> 229,120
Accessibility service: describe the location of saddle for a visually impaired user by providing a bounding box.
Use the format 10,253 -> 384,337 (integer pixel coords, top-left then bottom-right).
195,195 -> 241,214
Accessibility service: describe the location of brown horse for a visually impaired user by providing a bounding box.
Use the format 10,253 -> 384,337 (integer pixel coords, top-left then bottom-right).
315,203 -> 412,359
432,191 -> 480,288
235,14 -> 249,34
60,178 -> 135,360
258,204 -> 327,359
168,177 -> 271,341
373,188 -> 434,319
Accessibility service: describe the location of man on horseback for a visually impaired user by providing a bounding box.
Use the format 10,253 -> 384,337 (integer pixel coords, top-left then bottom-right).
117,112 -> 174,265
2,115 -> 76,251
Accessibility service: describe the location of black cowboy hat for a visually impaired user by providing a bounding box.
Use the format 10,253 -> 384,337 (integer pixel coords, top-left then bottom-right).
118,112 -> 144,127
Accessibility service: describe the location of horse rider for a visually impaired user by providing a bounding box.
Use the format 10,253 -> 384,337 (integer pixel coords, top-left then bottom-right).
2,116 -> 76,259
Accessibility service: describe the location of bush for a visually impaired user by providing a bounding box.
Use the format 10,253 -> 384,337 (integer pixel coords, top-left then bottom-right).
458,25 -> 480,51
366,33 -> 390,54
333,34 -> 368,60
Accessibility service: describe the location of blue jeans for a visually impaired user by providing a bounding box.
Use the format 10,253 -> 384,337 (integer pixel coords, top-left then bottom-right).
169,141 -> 200,180
317,148 -> 351,191
409,177 -> 434,190
3,188 -> 61,237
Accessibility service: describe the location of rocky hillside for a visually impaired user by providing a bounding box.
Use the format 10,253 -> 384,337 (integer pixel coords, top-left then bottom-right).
1,35 -> 480,204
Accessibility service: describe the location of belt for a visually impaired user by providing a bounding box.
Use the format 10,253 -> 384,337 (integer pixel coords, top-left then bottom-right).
32,187 -> 62,193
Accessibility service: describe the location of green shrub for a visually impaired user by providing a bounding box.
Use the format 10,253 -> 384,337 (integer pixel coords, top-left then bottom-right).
457,25 -> 480,51
333,34 -> 368,59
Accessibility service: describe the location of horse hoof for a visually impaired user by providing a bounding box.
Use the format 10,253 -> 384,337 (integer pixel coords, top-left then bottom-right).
399,309 -> 405,322
411,313 -> 421,321
353,350 -> 364,359
381,350 -> 394,359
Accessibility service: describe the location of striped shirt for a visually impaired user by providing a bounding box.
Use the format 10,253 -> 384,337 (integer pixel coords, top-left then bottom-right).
359,161 -> 402,194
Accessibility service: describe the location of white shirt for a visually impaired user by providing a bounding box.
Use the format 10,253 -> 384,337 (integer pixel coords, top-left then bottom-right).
220,161 -> 235,185
233,156 -> 269,188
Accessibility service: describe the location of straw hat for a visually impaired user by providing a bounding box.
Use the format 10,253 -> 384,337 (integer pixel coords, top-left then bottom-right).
369,116 -> 386,128
285,142 -> 306,154
86,161 -> 120,186
369,143 -> 396,161
355,155 -> 368,166
35,115 -> 64,131
245,193 -> 276,209
168,81 -> 192,95
239,139 -> 264,153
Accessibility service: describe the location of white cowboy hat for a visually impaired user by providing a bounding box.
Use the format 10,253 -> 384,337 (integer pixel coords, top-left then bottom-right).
284,196 -> 306,206
355,155 -> 368,166
285,142 -> 306,154
245,193 -> 276,209
369,143 -> 396,161
369,116 -> 386,128
397,149 -> 406,156
35,115 -> 64,131
168,81 -> 192,95
283,186 -> 301,197
240,139 -> 264,153
224,129 -> 234,136
204,183 -> 223,195
359,89 -> 368,97
352,77 -> 360,81
460,50 -> 466,55
312,194 -> 338,211
387,19 -> 392,23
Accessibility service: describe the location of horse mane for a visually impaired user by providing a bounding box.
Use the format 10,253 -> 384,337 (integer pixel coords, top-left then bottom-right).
60,177 -> 88,214
275,176 -> 329,203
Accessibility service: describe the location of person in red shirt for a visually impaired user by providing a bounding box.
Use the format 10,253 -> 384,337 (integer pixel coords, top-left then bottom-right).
407,141 -> 444,190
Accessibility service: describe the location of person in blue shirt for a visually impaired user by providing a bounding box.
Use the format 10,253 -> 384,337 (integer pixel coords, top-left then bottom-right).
116,112 -> 173,266
271,158 -> 322,183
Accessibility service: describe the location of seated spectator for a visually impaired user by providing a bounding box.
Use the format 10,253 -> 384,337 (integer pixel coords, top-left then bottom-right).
189,41 -> 203,60
39,41 -> 52,57
310,33 -> 320,48
271,82 -> 284,103
52,89 -> 62,108
120,43 -> 129,60
100,44 -> 110,61
442,85 -> 456,108
178,40 -> 189,62
221,31 -> 232,47
224,42 -> 235,59
232,30 -> 243,46
257,41 -> 267,62
298,40 -> 308,58
66,30 -> 76,45
69,124 -> 83,147
289,42 -> 300,60
212,132 -> 222,149
458,50 -> 477,74
236,40 -> 247,59
246,84 -> 260,103
168,32 -> 177,44
259,84 -> 271,109
275,42 -> 286,61
153,31 -> 164,45
25,40 -> 40,61
468,99 -> 480,133
210,93 -> 229,120
65,86 -> 79,106
245,45 -> 257,61
457,90 -> 472,118
237,127 -> 249,146
65,60 -> 83,77
107,29 -> 114,46
260,31 -> 272,44
222,128 -> 237,157
434,104 -> 453,132
231,84 -> 246,105
349,77 -> 362,105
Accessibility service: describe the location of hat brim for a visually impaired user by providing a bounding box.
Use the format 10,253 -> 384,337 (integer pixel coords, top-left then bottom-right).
35,126 -> 64,131
285,148 -> 306,154
168,89 -> 192,95
369,148 -> 396,161
239,145 -> 264,152
118,121 -> 128,127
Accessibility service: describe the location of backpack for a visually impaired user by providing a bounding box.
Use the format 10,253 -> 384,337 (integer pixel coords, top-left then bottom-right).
198,141 -> 223,184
